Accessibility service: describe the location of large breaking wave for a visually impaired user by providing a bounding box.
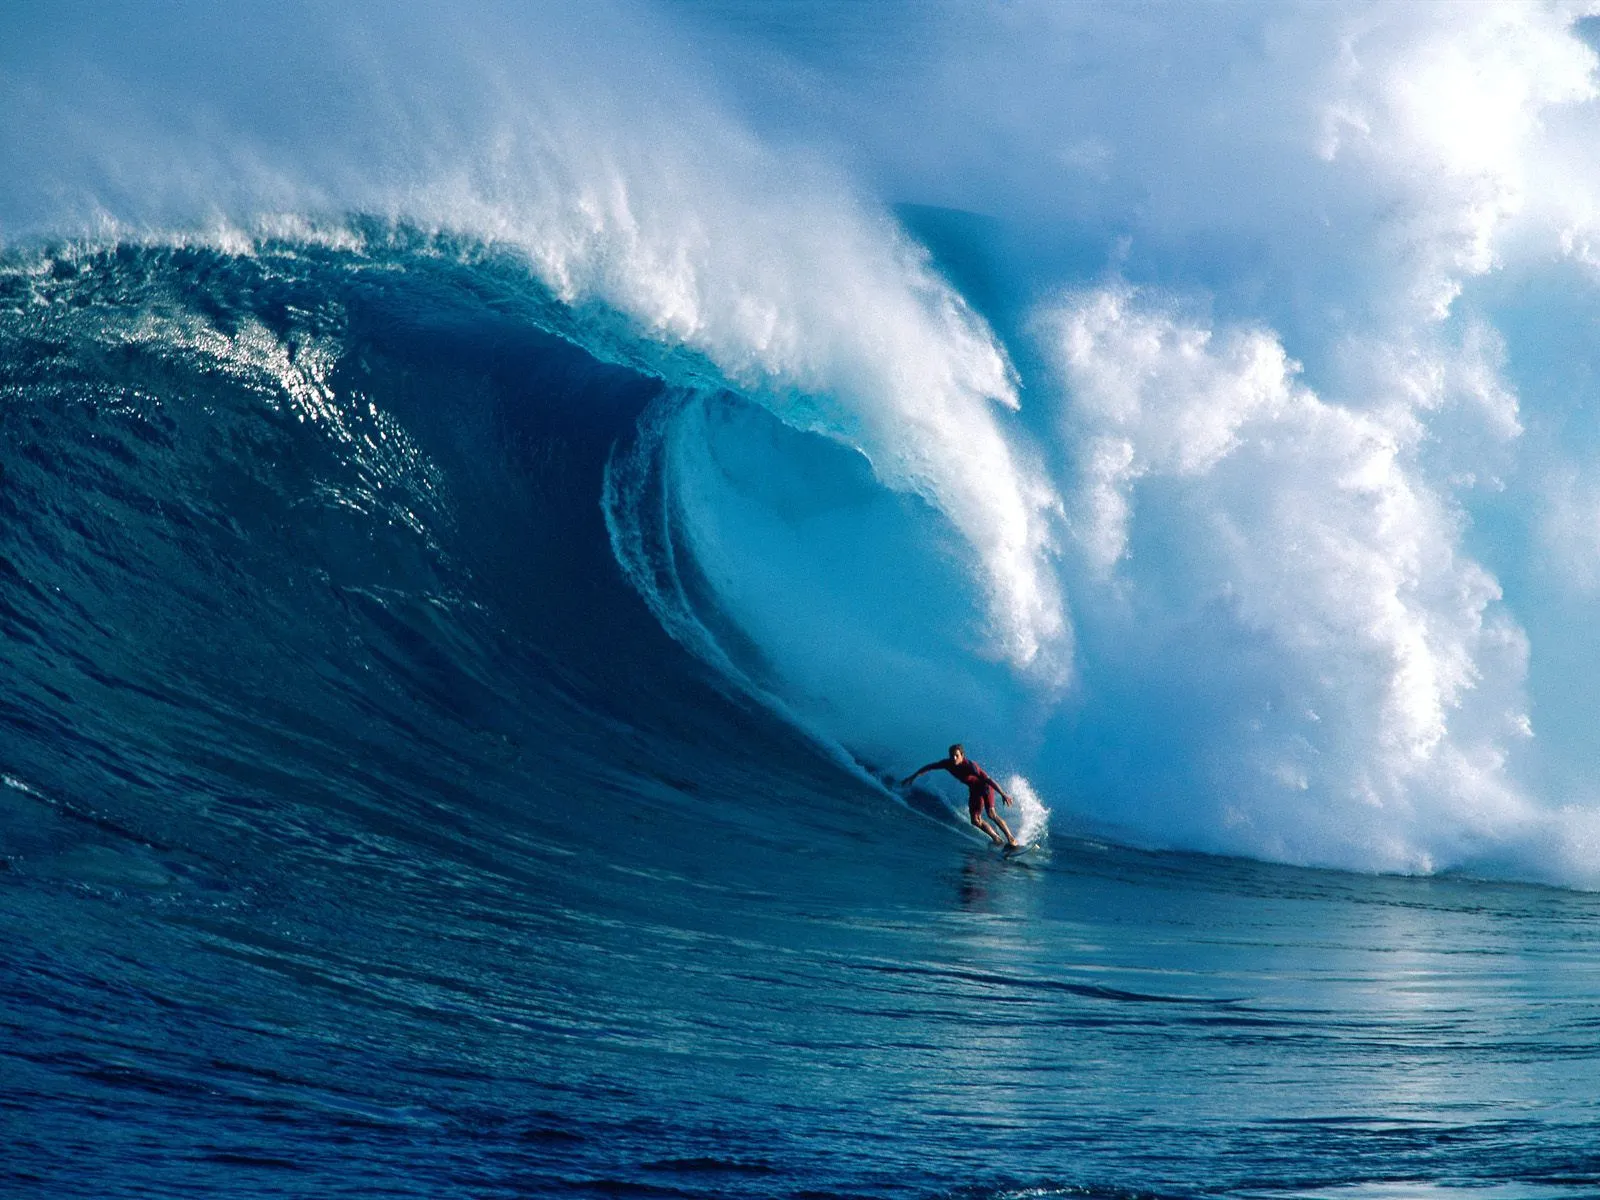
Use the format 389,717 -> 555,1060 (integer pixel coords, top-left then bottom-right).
7,0 -> 1600,887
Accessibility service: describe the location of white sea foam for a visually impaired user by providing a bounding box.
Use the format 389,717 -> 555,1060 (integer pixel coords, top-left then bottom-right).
1002,776 -> 1052,847
1043,286 -> 1535,871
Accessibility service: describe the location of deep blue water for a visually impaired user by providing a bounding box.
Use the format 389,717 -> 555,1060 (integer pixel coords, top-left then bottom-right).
4,233 -> 1600,1199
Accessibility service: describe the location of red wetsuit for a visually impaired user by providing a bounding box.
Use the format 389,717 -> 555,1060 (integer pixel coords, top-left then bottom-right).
935,758 -> 998,818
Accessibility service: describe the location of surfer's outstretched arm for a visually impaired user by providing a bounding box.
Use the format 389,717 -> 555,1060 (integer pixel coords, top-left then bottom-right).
901,760 -> 948,787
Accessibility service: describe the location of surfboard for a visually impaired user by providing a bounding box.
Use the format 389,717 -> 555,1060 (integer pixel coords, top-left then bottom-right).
1002,840 -> 1037,858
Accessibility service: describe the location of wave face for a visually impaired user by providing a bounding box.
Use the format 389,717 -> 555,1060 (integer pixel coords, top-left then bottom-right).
9,3 -> 1600,1196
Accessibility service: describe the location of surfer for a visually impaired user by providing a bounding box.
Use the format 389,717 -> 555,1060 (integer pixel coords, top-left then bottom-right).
902,744 -> 1019,850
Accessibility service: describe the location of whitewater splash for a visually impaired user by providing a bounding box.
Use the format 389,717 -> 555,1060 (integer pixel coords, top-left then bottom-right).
1002,776 -> 1051,847
7,1 -> 1600,886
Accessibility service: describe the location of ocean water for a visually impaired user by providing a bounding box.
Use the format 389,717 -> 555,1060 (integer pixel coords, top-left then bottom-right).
5,231 -> 1600,1200
7,4 -> 1600,1198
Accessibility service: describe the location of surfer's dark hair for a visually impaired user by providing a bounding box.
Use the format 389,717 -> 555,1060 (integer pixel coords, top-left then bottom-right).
949,743 -> 964,756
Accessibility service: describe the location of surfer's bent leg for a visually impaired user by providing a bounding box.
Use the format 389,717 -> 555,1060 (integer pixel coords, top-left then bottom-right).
986,798 -> 1018,848
969,796 -> 1004,844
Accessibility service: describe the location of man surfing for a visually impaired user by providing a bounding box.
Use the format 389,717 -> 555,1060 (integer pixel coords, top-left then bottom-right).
901,743 -> 1020,850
